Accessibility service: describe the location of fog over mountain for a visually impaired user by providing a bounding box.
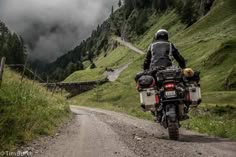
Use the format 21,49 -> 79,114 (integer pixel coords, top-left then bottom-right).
0,0 -> 117,62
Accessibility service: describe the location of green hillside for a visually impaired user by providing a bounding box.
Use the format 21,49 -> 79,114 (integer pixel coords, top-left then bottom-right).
68,0 -> 236,138
0,68 -> 70,150
64,46 -> 139,82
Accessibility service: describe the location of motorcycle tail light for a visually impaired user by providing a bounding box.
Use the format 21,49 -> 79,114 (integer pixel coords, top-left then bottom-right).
136,83 -> 140,90
155,95 -> 160,104
186,92 -> 191,102
150,79 -> 156,87
164,83 -> 175,90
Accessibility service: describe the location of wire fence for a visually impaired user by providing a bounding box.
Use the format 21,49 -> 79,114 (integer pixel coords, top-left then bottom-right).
0,57 -> 113,97
0,57 -> 46,89
7,64 -> 45,82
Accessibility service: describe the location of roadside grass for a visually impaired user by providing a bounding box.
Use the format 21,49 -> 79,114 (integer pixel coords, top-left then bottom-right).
71,0 -> 236,139
0,68 -> 70,151
203,91 -> 236,105
64,68 -> 105,83
94,46 -> 139,68
182,105 -> 236,139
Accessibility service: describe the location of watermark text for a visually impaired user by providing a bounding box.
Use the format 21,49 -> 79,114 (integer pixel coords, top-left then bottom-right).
0,151 -> 32,157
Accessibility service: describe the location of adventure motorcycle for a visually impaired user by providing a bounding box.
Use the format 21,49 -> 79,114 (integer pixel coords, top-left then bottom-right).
136,66 -> 201,140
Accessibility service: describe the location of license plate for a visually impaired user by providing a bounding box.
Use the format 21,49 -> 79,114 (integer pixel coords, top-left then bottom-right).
165,91 -> 177,98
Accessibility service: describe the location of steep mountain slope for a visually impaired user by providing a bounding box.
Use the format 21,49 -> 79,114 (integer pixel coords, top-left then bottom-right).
69,0 -> 236,138
47,0 -> 216,81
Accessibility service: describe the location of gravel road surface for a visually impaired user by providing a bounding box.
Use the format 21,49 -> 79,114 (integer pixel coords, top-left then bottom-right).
35,106 -> 236,157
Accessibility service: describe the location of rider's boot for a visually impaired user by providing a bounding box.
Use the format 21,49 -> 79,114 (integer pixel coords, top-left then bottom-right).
182,105 -> 190,120
140,104 -> 146,112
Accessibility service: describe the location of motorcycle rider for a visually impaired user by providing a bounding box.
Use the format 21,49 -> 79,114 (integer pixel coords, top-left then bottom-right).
143,29 -> 186,70
143,29 -> 187,122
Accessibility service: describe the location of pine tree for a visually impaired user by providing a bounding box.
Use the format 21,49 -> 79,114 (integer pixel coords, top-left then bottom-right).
88,51 -> 94,62
111,6 -> 114,15
175,0 -> 184,14
152,0 -> 159,11
118,0 -> 122,7
180,0 -> 197,26
159,0 -> 168,12
135,10 -> 148,35
124,0 -> 134,18
0,21 -> 25,64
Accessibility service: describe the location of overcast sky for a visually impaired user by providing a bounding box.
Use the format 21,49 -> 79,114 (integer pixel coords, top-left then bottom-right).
0,0 -> 117,62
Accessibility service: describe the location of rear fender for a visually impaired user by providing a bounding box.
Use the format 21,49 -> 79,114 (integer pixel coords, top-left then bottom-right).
166,104 -> 177,122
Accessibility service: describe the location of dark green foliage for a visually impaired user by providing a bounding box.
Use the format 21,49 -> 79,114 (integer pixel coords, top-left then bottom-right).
159,0 -> 168,11
124,0 -> 134,19
182,0 -> 197,26
88,51 -> 94,62
123,0 -> 169,11
135,10 -> 148,35
152,0 -> 159,11
0,21 -> 25,64
65,62 -> 78,77
175,0 -> 215,26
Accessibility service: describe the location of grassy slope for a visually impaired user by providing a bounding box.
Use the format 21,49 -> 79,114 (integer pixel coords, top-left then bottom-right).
64,68 -> 105,83
70,0 -> 236,138
64,46 -> 139,82
0,68 -> 70,150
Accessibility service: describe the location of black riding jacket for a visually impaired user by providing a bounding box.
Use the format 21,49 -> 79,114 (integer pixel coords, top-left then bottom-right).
143,40 -> 186,70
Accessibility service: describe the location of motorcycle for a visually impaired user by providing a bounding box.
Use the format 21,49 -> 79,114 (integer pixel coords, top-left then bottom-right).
136,66 -> 201,140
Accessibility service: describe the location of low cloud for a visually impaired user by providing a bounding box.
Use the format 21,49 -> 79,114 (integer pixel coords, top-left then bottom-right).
0,0 -> 117,62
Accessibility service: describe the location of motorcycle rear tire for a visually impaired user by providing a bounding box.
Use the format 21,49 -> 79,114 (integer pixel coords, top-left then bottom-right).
168,121 -> 179,140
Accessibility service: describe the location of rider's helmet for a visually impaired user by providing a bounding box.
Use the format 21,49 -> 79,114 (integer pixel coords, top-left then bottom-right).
155,29 -> 169,41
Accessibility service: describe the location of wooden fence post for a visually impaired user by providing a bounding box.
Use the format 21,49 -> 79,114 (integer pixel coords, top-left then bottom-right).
33,70 -> 37,85
21,55 -> 29,83
0,57 -> 6,87
46,76 -> 49,92
52,84 -> 56,96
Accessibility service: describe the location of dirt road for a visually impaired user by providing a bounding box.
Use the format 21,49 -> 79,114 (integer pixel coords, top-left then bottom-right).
35,106 -> 236,157
114,37 -> 145,55
105,63 -> 132,82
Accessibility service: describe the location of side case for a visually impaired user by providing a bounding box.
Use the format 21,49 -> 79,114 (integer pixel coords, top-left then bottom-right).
189,84 -> 202,106
140,88 -> 157,111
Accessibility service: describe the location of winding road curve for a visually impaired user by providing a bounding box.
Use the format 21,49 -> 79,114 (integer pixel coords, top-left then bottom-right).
104,63 -> 132,82
104,37 -> 145,82
114,37 -> 145,55
35,106 -> 236,157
